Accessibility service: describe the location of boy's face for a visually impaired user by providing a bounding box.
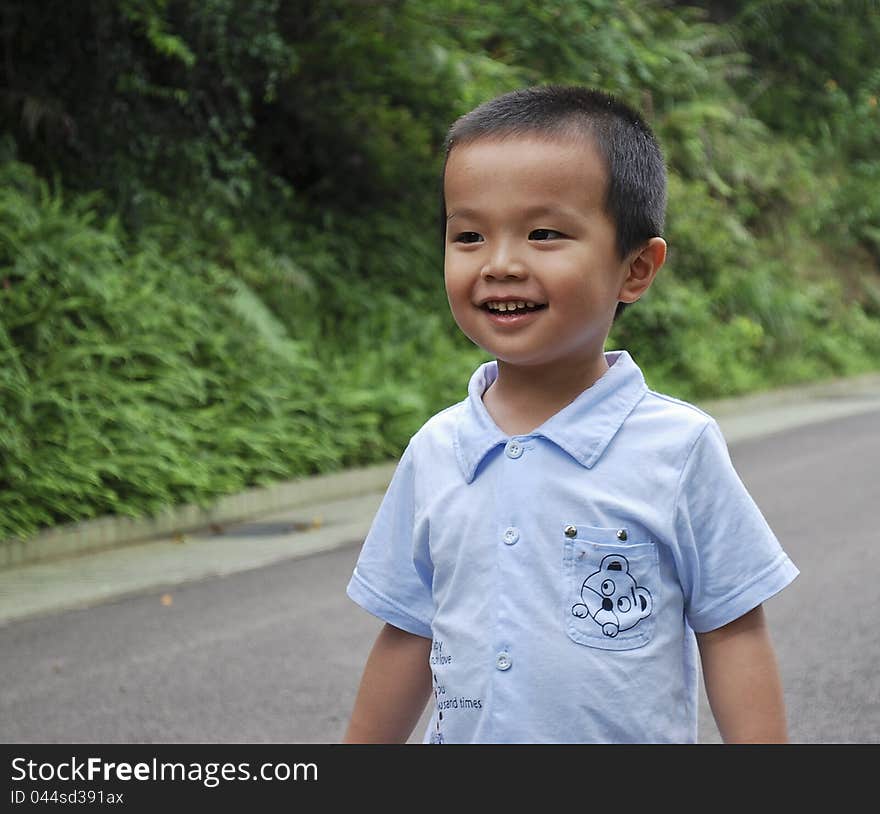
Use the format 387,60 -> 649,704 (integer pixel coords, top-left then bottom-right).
444,134 -> 637,374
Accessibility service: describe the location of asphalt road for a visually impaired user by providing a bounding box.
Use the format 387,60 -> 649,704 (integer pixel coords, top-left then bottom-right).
1,409 -> 878,744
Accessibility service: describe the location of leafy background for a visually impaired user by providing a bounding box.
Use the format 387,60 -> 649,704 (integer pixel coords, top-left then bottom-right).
2,0 -> 879,542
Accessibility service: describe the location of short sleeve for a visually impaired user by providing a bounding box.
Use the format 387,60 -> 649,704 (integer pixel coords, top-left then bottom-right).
673,419 -> 799,633
346,442 -> 434,638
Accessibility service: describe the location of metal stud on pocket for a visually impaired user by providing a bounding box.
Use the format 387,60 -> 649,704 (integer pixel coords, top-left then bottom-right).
616,528 -> 628,541
564,524 -> 577,538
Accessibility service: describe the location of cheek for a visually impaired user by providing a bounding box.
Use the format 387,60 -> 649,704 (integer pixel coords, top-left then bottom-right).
444,260 -> 471,302
551,277 -> 593,309
552,267 -> 619,306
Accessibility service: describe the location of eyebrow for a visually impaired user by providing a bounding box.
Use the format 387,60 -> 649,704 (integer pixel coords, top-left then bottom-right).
447,204 -> 579,222
446,208 -> 475,222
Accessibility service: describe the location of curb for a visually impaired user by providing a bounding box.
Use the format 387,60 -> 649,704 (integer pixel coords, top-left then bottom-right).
0,461 -> 397,570
0,510 -> 380,626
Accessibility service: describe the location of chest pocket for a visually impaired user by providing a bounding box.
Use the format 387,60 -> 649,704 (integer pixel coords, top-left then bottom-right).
563,525 -> 659,651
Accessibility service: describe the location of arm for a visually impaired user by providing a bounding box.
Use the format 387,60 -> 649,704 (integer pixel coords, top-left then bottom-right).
696,604 -> 789,743
343,622 -> 433,743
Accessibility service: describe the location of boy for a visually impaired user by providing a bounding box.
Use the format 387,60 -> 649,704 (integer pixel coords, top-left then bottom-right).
343,85 -> 798,744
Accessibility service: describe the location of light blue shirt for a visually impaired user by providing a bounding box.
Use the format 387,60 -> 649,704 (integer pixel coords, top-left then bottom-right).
346,350 -> 799,743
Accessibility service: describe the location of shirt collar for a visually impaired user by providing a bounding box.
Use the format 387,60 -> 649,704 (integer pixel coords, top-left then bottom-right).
454,350 -> 648,483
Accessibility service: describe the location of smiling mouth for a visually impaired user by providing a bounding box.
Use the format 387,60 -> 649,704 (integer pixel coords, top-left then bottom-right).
481,300 -> 547,314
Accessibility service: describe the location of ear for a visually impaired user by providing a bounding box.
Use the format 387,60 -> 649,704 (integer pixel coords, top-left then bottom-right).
600,554 -> 629,573
617,237 -> 667,304
635,587 -> 653,618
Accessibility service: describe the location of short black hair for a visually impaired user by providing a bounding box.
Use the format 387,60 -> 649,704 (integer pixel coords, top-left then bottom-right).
441,85 -> 667,320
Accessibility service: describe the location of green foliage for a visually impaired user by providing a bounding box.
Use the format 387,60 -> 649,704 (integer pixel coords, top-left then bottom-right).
1,0 -> 879,543
0,162 -> 330,539
730,1 -> 880,260
732,0 -> 880,136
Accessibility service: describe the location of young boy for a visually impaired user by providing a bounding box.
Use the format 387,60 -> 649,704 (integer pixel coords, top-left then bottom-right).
343,85 -> 799,744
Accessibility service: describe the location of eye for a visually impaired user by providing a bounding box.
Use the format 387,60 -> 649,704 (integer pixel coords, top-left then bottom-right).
617,596 -> 631,613
453,231 -> 483,244
601,579 -> 615,596
529,228 -> 563,241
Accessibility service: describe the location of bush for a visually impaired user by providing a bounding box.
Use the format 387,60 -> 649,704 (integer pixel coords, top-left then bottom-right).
0,162 -> 333,539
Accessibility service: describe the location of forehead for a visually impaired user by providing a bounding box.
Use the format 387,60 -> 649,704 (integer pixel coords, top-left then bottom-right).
444,134 -> 608,213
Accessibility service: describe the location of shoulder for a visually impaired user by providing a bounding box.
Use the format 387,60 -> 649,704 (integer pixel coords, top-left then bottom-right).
411,399 -> 465,442
403,398 -> 467,466
608,386 -> 730,496
629,387 -> 718,450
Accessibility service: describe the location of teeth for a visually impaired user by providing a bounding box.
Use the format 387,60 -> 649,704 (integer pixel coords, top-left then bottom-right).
488,300 -> 534,311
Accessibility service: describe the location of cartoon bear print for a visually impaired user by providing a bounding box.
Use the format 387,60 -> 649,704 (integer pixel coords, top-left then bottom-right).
571,554 -> 653,638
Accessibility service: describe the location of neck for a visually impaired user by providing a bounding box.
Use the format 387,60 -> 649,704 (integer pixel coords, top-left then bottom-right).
482,353 -> 611,436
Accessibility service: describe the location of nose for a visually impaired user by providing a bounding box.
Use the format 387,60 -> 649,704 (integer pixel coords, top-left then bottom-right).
480,240 -> 527,280
602,598 -> 613,612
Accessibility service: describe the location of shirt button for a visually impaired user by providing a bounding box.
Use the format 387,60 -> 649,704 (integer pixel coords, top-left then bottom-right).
504,440 -> 523,459
495,652 -> 512,671
503,527 -> 520,545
